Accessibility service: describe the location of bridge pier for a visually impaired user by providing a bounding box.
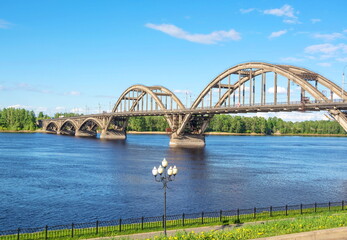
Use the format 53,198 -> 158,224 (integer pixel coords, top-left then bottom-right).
100,129 -> 127,140
329,110 -> 347,132
75,130 -> 97,138
59,130 -> 75,136
169,133 -> 205,148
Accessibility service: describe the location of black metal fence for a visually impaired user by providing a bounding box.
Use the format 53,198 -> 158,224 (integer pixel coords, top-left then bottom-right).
0,200 -> 345,240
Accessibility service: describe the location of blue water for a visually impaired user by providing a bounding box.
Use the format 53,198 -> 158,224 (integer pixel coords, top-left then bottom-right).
0,133 -> 346,230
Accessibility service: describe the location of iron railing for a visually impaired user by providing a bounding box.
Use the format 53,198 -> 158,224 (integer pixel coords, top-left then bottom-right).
0,200 -> 345,240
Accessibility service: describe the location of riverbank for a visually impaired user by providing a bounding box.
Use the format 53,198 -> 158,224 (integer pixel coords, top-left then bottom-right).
0,129 -> 44,133
0,130 -> 346,137
127,131 -> 347,137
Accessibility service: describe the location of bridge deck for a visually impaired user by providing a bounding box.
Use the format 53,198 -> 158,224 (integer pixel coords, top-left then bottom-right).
49,101 -> 347,120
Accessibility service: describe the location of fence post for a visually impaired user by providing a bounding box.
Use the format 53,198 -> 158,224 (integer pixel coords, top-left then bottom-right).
237,209 -> 240,222
45,225 -> 48,240
285,205 -> 288,216
96,221 -> 99,235
270,206 -> 272,217
141,216 -> 144,230
71,223 -> 74,238
253,207 -> 256,219
219,210 -> 222,222
162,215 -> 164,228
300,204 -> 303,214
17,228 -> 20,240
182,213 -> 185,226
119,218 -> 122,232
201,212 -> 204,224
315,202 -> 317,212
329,201 -> 331,211
342,201 -> 345,210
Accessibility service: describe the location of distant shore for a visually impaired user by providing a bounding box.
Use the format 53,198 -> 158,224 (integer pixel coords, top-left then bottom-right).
0,130 -> 346,137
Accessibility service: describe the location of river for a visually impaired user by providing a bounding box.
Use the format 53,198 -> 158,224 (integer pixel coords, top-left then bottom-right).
0,133 -> 346,230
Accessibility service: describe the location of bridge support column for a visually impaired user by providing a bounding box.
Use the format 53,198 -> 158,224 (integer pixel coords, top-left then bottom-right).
169,133 -> 205,148
100,129 -> 127,140
329,110 -> 347,132
75,130 -> 97,138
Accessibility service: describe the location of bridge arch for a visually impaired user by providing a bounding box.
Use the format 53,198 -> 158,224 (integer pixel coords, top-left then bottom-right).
78,117 -> 104,132
46,121 -> 59,133
110,85 -> 185,129
59,119 -> 79,135
176,62 -> 347,136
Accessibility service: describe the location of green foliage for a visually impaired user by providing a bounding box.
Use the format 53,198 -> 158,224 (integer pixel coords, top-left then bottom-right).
208,115 -> 346,135
37,111 -> 50,120
127,116 -> 169,131
0,108 -> 37,131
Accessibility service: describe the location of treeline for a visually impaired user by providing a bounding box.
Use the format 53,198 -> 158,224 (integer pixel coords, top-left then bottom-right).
0,108 -> 37,131
127,115 -> 346,135
208,115 -> 346,135
127,116 -> 169,131
0,109 -> 79,131
0,108 -> 346,135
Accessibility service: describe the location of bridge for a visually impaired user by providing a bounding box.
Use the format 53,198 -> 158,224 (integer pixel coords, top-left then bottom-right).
41,62 -> 347,147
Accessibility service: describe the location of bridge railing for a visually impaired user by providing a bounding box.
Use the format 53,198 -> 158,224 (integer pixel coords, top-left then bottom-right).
194,99 -> 346,110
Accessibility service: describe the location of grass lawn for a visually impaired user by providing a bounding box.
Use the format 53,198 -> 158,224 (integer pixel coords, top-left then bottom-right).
146,212 -> 347,240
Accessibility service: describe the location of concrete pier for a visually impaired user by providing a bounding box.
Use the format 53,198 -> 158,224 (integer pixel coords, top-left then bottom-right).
75,130 -> 97,138
100,129 -> 127,140
169,134 -> 205,148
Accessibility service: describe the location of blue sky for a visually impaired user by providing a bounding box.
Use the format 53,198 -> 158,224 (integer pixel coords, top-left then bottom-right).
1,0 -> 347,121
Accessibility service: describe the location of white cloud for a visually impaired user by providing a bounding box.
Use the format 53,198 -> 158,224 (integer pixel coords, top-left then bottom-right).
304,43 -> 347,55
269,30 -> 287,39
267,86 -> 287,94
174,89 -> 192,94
264,5 -> 299,24
313,32 -> 344,41
280,57 -> 304,62
0,19 -> 11,29
317,62 -> 332,67
7,104 -> 27,109
283,19 -> 300,24
336,57 -> 347,62
70,108 -> 84,114
311,19 -> 321,24
14,83 -> 52,94
255,111 -> 327,122
65,91 -> 81,96
55,106 -> 65,111
145,23 -> 241,44
240,8 -> 255,14
6,104 -> 48,115
264,5 -> 295,17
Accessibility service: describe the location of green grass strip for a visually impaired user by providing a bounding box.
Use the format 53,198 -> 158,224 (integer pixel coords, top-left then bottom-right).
149,212 -> 347,240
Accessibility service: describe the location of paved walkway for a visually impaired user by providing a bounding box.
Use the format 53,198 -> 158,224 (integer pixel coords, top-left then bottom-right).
84,223 -> 347,240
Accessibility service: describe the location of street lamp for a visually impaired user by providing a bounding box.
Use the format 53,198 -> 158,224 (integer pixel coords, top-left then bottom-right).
342,65 -> 347,101
152,158 -> 178,236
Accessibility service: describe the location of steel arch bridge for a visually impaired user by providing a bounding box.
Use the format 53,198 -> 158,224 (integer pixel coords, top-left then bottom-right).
41,62 -> 347,147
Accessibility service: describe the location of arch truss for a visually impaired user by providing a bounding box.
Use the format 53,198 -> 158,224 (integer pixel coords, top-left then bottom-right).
176,62 -> 347,136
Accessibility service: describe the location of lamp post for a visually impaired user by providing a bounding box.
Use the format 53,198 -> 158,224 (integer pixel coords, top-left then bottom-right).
152,158 -> 178,236
342,65 -> 347,101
